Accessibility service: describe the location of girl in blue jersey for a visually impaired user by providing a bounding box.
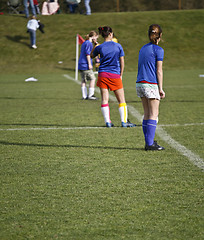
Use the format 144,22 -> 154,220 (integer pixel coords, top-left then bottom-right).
78,31 -> 98,100
136,24 -> 165,150
91,26 -> 136,128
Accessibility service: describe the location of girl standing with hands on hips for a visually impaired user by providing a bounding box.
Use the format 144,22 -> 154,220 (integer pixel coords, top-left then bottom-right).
136,24 -> 165,151
91,26 -> 136,128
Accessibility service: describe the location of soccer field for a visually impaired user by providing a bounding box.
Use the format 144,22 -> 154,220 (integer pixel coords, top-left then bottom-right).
0,69 -> 204,239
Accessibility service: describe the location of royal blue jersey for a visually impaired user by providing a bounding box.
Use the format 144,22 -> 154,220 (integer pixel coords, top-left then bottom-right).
137,42 -> 164,84
78,40 -> 93,70
93,41 -> 124,75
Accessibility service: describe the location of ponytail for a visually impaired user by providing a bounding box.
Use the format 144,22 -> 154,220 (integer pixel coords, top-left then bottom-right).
148,24 -> 162,44
98,26 -> 112,38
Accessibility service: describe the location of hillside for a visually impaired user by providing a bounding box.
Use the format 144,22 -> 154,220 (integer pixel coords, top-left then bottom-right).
0,9 -> 204,74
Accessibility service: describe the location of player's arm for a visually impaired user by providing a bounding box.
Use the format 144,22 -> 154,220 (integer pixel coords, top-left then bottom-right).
86,55 -> 92,70
119,56 -> 124,79
90,42 -> 99,58
157,61 -> 165,99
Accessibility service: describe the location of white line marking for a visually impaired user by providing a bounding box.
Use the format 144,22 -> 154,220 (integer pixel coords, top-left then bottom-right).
64,74 -> 204,171
0,122 -> 203,131
157,126 -> 204,170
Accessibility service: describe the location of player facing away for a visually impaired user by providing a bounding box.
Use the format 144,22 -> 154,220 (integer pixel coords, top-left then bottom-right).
136,24 -> 165,150
78,31 -> 98,100
91,26 -> 136,128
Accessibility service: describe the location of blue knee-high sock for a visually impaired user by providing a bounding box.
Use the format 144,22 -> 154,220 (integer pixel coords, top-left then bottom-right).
142,119 -> 148,139
146,119 -> 157,146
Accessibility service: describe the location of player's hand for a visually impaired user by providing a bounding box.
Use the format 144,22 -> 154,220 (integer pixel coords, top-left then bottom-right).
160,89 -> 165,99
89,64 -> 93,70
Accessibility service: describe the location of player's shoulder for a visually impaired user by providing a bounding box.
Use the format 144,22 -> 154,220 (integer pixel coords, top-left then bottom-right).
112,41 -> 123,50
154,44 -> 164,52
113,41 -> 121,46
141,42 -> 151,50
84,40 -> 90,45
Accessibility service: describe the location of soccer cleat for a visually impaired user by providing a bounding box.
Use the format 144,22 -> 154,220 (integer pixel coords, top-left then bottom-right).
145,141 -> 165,151
106,122 -> 114,128
88,95 -> 98,100
31,45 -> 37,49
82,97 -> 88,100
121,119 -> 136,128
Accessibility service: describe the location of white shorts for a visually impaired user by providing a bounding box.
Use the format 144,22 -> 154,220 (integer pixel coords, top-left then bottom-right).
80,70 -> 96,83
136,83 -> 160,100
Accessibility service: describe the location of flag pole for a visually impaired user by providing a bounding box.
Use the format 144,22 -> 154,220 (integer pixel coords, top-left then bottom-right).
75,34 -> 79,81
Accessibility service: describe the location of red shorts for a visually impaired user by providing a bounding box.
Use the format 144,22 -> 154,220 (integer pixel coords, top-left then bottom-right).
97,77 -> 123,91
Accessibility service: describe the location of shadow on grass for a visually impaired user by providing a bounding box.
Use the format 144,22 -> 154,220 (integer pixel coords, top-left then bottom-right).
5,35 -> 30,47
0,123 -> 142,127
0,97 -> 73,100
0,140 -> 144,151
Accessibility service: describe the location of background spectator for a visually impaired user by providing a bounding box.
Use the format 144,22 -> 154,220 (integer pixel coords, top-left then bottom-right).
42,0 -> 60,15
66,0 -> 81,14
27,15 -> 39,48
24,0 -> 36,18
84,0 -> 91,15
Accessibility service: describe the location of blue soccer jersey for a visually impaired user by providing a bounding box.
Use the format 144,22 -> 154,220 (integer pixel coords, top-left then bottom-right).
78,40 -> 93,70
137,42 -> 164,84
93,41 -> 125,75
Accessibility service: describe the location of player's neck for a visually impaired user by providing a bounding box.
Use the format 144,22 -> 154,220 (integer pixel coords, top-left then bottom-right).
105,37 -> 112,42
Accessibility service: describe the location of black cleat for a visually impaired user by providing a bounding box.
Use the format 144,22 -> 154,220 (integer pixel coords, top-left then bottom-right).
145,141 -> 165,151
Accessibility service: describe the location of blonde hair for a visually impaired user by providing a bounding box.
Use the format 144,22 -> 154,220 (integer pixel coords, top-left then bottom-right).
148,24 -> 162,44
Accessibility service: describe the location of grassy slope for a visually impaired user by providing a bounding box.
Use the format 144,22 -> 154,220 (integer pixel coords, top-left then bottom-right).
0,9 -> 204,74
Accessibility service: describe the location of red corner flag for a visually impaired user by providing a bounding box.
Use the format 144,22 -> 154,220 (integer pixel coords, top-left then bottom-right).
77,34 -> 85,45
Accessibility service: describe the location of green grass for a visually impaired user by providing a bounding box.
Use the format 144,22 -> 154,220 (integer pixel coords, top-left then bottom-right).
0,70 -> 204,239
0,9 -> 204,73
0,10 -> 204,240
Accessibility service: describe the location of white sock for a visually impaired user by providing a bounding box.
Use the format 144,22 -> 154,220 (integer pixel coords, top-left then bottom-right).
88,88 -> 95,97
81,86 -> 87,99
119,103 -> 127,123
101,104 -> 111,123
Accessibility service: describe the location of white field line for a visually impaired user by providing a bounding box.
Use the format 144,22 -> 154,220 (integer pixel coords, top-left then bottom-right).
0,122 -> 203,131
63,74 -> 204,171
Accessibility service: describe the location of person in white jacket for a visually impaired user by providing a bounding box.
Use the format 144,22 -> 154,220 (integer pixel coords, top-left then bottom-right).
27,15 -> 39,49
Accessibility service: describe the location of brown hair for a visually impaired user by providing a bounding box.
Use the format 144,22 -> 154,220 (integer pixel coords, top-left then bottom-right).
89,30 -> 98,38
148,24 -> 162,44
98,26 -> 112,38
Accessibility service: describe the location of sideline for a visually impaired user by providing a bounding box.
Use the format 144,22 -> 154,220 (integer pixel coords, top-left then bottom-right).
63,74 -> 204,171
